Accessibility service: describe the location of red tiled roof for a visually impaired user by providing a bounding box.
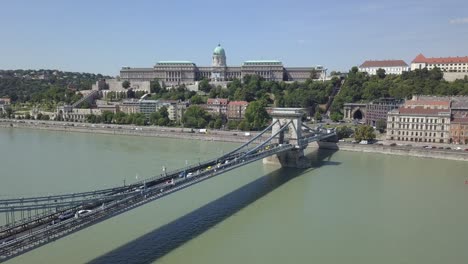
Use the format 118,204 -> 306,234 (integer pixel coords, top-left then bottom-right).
228,101 -> 248,106
405,100 -> 450,107
411,53 -> 468,64
399,106 -> 448,115
359,60 -> 408,68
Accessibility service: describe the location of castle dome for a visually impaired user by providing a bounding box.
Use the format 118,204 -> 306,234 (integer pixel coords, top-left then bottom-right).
213,44 -> 225,56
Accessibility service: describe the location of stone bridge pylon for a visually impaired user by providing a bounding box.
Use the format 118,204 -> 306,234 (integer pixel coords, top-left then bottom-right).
263,108 -> 311,168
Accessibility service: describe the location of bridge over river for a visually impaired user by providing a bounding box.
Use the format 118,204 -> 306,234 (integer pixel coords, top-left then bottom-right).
0,108 -> 336,261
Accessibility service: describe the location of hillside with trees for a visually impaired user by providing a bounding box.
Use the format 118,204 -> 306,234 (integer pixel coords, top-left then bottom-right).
0,69 -> 110,102
330,67 -> 468,117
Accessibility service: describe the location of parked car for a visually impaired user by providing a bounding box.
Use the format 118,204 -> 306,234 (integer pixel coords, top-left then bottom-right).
389,143 -> 397,146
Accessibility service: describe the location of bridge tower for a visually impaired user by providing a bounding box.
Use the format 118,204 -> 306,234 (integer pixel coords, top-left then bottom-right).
263,108 -> 310,168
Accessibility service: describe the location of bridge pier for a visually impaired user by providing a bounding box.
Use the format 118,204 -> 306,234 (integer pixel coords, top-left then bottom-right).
263,147 -> 310,168
262,108 -> 311,168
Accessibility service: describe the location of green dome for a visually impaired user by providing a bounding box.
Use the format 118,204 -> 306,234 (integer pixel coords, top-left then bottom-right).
213,44 -> 225,56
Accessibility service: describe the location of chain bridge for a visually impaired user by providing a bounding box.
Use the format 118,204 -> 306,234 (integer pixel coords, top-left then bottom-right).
0,108 -> 336,261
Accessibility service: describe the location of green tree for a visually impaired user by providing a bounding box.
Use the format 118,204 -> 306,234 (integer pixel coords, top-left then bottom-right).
198,79 -> 212,93
376,119 -> 387,133
238,120 -> 250,131
227,120 -> 240,130
214,118 -> 222,129
102,111 -> 114,124
335,126 -> 353,139
86,114 -> 97,123
244,101 -> 270,130
149,112 -> 161,125
5,108 -> 13,118
81,101 -> 91,109
122,80 -> 131,89
182,105 -> 211,128
150,79 -> 162,93
330,112 -> 343,122
314,111 -> 322,123
190,94 -> 206,104
354,125 -> 376,142
376,68 -> 386,79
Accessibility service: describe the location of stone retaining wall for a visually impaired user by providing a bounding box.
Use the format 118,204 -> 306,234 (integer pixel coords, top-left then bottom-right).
317,142 -> 468,161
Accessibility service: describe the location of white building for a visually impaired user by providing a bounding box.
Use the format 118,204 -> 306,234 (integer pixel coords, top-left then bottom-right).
359,60 -> 409,75
410,53 -> 468,72
386,96 -> 451,144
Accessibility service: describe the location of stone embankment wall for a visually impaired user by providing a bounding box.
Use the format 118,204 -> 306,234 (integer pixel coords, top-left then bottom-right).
317,141 -> 468,161
0,120 -> 266,144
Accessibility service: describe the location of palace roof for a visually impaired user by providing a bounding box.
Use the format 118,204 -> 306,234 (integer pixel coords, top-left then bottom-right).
359,60 -> 408,68
411,53 -> 468,64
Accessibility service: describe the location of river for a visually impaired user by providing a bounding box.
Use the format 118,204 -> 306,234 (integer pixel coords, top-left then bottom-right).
1,127 -> 468,264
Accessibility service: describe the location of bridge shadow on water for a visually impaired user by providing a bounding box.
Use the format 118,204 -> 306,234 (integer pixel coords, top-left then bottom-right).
88,149 -> 338,264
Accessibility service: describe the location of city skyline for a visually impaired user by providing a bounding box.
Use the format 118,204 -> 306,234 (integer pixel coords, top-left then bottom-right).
0,0 -> 467,76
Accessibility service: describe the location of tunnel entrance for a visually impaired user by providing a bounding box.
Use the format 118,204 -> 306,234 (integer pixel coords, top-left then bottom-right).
353,109 -> 363,120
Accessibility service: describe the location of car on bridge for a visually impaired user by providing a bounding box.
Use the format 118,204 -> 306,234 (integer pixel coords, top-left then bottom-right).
75,210 -> 92,218
58,211 -> 75,221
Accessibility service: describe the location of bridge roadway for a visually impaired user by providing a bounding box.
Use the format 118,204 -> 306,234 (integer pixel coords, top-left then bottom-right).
0,142 -> 295,261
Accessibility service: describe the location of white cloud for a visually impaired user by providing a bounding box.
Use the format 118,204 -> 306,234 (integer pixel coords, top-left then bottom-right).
296,39 -> 306,45
449,17 -> 468,24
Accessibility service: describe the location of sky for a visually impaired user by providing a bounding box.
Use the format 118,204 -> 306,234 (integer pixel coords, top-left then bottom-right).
0,0 -> 467,76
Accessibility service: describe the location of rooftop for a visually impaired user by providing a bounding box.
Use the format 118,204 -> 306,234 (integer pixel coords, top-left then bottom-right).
359,60 -> 408,68
405,100 -> 451,107
399,106 -> 450,116
228,101 -> 249,106
411,53 -> 468,64
243,60 -> 283,66
156,61 -> 195,65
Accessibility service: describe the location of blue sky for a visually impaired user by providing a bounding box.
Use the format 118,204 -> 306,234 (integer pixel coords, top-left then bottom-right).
1,0 -> 467,76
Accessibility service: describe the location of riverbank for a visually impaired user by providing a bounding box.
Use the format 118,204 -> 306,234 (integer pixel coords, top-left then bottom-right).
0,119 -> 265,144
317,141 -> 468,161
3,119 -> 468,162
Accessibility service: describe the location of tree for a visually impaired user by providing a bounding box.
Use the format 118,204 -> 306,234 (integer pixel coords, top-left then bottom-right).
244,101 -> 270,130
81,101 -> 91,109
182,105 -> 211,128
190,94 -> 206,104
86,114 -> 97,123
150,79 -> 162,94
238,120 -> 250,131
214,118 -> 222,129
376,68 -> 386,79
122,80 -> 131,89
330,112 -> 343,122
5,108 -> 13,119
314,111 -> 322,123
376,119 -> 387,133
198,79 -> 212,93
102,111 -> 114,124
354,125 -> 376,142
227,120 -> 240,130
335,126 -> 353,139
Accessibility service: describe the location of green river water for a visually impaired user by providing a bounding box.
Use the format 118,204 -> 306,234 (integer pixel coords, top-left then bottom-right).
1,127 -> 468,264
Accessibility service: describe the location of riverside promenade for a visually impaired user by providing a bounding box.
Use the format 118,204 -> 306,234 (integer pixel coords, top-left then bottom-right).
318,141 -> 468,162
0,119 -> 266,144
